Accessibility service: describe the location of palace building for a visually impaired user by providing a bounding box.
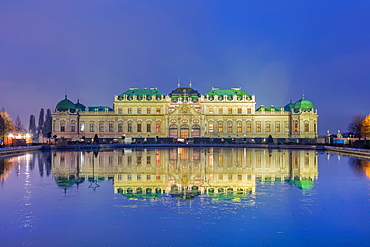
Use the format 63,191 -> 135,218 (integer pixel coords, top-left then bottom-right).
51,85 -> 318,142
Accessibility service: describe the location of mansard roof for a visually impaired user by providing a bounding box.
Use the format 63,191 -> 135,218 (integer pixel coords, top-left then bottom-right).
118,88 -> 165,101
256,106 -> 283,112
169,87 -> 201,98
87,106 -> 113,112
204,88 -> 252,100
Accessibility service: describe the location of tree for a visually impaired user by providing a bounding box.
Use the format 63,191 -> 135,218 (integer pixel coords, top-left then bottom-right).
43,109 -> 52,138
14,115 -> 26,133
0,110 -> 15,142
37,108 -> 44,136
361,115 -> 370,140
29,114 -> 37,138
348,113 -> 365,139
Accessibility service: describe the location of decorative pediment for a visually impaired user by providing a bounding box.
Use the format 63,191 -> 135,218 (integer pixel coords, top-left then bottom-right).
169,103 -> 201,116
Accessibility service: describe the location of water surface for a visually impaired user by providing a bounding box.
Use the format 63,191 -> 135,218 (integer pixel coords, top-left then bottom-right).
0,148 -> 369,246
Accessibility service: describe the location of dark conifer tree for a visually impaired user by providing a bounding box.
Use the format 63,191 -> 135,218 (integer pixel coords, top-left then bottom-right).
37,108 -> 44,135
43,109 -> 52,138
29,114 -> 37,137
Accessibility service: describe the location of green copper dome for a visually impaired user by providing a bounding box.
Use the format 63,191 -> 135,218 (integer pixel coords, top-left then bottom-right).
284,100 -> 295,111
56,95 -> 76,112
75,100 -> 86,111
294,96 -> 314,110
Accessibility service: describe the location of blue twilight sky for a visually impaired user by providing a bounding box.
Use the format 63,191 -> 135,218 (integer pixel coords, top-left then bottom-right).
0,1 -> 369,135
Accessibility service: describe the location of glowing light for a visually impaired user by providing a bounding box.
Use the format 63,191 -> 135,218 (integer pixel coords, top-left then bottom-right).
8,134 -> 14,138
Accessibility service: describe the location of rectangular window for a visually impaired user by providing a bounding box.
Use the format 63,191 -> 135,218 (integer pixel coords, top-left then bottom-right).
218,122 -> 223,132
228,108 -> 232,114
60,123 -> 65,132
137,123 -> 142,132
256,122 -> 261,132
275,122 -> 280,132
156,108 -> 161,114
285,121 -> 289,132
146,174 -> 151,180
314,123 -> 317,132
137,108 -> 141,114
71,123 -> 75,132
118,123 -> 123,132
127,174 -> 132,180
118,108 -> 122,114
147,108 -> 151,114
147,123 -> 151,132
237,123 -> 242,132
228,122 -> 232,132
266,122 -> 271,132
209,123 -> 214,132
137,156 -> 142,165
247,108 -> 251,114
99,123 -> 104,132
294,122 -> 299,132
156,123 -> 161,132
247,122 -> 251,132
128,108 -> 132,114
219,108 -> 223,114
89,123 -> 94,132
128,123 -> 132,132
147,156 -> 151,164
128,156 -> 132,165
305,123 -> 309,132
137,174 -> 141,181
209,108 -> 214,114
237,108 -> 242,114
80,123 -> 85,132
109,123 -> 114,132
118,156 -> 122,165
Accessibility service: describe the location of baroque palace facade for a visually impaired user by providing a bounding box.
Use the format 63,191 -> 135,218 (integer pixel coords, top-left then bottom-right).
51,86 -> 318,141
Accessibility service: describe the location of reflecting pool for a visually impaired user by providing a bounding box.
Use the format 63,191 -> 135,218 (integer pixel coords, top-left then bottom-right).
1,147 -> 369,246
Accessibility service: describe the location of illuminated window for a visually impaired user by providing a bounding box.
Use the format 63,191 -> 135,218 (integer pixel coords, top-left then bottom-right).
246,122 -> 251,132
228,122 -> 233,132
275,122 -> 280,132
80,123 -> 85,132
266,122 -> 270,132
294,121 -> 299,132
209,108 -> 214,114
304,121 -> 309,132
218,122 -> 223,132
237,122 -> 242,132
209,123 -> 214,132
156,108 -> 161,114
156,123 -> 161,133
256,122 -> 261,132
219,108 -> 223,114
228,108 -> 232,114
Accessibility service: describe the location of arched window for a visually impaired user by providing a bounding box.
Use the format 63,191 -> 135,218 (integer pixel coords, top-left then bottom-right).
169,125 -> 178,138
180,125 -> 189,139
192,125 -> 200,137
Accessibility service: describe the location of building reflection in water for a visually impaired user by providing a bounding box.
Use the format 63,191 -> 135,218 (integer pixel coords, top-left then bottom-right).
51,148 -> 319,200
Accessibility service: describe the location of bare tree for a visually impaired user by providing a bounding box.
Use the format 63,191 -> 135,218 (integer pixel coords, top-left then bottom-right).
348,113 -> 365,139
15,115 -> 26,133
